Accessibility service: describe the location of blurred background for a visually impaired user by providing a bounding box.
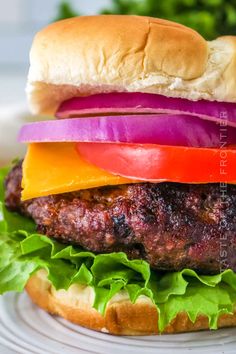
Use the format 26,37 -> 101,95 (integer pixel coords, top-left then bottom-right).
0,0 -> 110,105
0,0 -> 236,164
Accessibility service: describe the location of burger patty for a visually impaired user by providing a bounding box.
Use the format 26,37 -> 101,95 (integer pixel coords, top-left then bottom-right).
4,162 -> 236,274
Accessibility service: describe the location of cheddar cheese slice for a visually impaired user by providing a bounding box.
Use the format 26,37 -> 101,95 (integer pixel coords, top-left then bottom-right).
22,143 -> 132,200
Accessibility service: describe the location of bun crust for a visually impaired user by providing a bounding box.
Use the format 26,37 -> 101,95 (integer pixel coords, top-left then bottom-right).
25,271 -> 236,335
27,15 -> 236,115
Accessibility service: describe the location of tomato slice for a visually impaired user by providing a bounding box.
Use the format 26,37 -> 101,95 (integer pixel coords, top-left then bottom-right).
77,143 -> 236,183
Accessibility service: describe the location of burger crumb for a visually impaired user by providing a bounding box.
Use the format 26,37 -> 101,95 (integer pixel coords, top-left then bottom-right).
101,327 -> 109,333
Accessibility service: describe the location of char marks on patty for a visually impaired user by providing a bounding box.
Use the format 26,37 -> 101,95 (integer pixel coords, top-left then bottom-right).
4,161 -> 236,274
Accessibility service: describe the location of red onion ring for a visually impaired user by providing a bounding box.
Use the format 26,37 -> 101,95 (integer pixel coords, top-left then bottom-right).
56,93 -> 236,127
18,114 -> 236,147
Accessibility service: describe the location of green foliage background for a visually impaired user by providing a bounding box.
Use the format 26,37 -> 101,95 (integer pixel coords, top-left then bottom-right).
55,0 -> 236,40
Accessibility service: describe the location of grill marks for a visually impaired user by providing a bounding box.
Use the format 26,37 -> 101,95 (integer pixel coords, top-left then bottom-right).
4,161 -> 236,274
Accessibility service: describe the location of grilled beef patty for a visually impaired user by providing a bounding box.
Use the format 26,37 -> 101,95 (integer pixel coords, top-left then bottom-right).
4,161 -> 236,273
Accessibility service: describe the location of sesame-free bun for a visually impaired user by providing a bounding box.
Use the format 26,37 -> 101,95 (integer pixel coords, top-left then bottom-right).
25,270 -> 236,335
27,15 -> 236,115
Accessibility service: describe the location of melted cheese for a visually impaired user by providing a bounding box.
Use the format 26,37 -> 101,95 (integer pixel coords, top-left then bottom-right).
22,143 -> 132,200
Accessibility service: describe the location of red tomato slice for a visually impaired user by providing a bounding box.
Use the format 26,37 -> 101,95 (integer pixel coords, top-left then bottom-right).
77,143 -> 236,183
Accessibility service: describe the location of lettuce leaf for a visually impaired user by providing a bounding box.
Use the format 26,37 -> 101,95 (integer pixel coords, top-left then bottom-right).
0,166 -> 236,331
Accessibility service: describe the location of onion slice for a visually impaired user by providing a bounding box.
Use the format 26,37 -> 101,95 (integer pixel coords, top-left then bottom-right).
56,93 -> 236,127
18,114 -> 236,147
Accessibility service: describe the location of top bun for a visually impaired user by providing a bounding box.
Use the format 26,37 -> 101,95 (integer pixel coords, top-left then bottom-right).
27,15 -> 236,115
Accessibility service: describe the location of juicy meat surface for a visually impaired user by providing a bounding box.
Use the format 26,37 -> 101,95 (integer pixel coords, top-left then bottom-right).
4,162 -> 236,273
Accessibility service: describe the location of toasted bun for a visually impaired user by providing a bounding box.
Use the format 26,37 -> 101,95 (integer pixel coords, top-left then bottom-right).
25,270 -> 236,335
27,15 -> 236,115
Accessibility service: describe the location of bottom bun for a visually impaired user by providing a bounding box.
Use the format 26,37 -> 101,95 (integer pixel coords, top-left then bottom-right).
25,270 -> 236,335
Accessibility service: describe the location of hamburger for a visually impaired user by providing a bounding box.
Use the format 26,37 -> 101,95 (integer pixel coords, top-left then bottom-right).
1,15 -> 236,335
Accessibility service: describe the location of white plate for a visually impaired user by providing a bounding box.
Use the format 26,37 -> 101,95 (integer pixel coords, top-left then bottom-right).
0,292 -> 236,354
